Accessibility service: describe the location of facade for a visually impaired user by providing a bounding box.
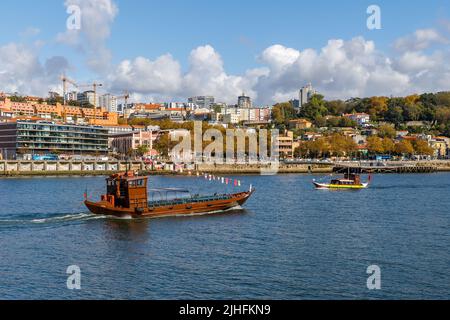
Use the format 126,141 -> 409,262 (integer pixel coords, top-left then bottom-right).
288,118 -> 313,130
65,91 -> 78,102
429,138 -> 448,159
110,129 -> 160,156
99,94 -> 118,113
0,97 -> 118,126
238,93 -> 252,109
343,113 -> 371,127
275,131 -> 298,159
77,91 -> 97,107
299,83 -> 316,109
188,96 -> 215,109
0,121 -> 109,160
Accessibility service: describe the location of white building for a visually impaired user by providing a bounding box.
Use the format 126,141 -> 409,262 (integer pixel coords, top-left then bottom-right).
188,96 -> 215,109
65,91 -> 78,102
77,91 -> 97,107
99,94 -> 118,112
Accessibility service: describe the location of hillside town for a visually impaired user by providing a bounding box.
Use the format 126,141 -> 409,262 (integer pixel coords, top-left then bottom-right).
0,83 -> 449,163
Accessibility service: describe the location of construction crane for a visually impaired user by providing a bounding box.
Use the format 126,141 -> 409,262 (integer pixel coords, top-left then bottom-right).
116,90 -> 130,124
76,82 -> 103,125
60,75 -> 78,105
117,90 -> 130,110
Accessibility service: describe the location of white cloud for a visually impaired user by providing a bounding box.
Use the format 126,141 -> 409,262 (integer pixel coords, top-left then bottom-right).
4,4 -> 450,107
393,28 -> 448,52
0,43 -> 68,95
56,0 -> 118,74
106,35 -> 450,104
109,45 -> 260,103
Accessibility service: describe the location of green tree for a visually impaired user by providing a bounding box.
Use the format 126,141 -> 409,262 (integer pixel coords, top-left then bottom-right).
136,145 -> 150,157
272,102 -> 296,126
299,94 -> 328,123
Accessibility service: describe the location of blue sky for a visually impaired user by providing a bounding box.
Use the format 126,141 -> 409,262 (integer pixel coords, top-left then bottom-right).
1,0 -> 450,103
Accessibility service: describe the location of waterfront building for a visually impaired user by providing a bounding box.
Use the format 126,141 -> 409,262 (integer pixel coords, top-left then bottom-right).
275,131 -> 298,159
188,96 -> 215,109
0,120 -> 109,160
430,137 -> 449,159
110,128 -> 160,157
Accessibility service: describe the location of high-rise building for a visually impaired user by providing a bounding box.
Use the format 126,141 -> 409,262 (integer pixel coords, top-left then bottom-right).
99,94 -> 118,113
77,91 -> 97,107
188,96 -> 215,109
238,93 -> 252,109
299,83 -> 316,110
65,91 -> 78,103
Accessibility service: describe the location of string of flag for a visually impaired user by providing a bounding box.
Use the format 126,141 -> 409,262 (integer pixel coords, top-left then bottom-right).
196,171 -> 243,188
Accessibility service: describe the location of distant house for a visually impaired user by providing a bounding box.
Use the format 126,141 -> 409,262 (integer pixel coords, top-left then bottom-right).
302,132 -> 323,141
288,118 -> 313,130
396,130 -> 409,138
430,137 -> 450,159
406,121 -> 429,127
343,113 -> 370,127
275,131 -> 298,159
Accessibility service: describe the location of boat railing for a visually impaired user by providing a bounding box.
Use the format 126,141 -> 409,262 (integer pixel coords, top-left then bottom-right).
148,194 -> 232,208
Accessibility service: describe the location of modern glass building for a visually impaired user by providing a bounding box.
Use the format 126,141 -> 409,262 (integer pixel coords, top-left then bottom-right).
0,121 -> 108,160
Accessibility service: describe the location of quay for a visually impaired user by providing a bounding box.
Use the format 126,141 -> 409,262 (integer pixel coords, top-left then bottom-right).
332,161 -> 447,174
1,160 -> 450,177
0,160 -> 147,177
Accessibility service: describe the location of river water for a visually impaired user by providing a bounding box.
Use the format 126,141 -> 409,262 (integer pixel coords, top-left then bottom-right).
0,173 -> 449,299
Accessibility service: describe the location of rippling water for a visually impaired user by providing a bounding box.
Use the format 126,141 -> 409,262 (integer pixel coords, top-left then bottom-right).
1,173 -> 449,300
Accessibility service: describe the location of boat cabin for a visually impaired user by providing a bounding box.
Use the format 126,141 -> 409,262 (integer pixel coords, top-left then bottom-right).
102,172 -> 148,210
330,173 -> 362,186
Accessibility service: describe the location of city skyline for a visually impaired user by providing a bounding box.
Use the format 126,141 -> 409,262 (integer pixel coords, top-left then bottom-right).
1,0 -> 450,104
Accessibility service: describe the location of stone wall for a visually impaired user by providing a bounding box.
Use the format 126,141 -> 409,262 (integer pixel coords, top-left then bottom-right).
0,161 -> 145,176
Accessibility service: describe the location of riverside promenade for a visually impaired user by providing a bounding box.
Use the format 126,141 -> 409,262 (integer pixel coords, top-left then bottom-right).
1,160 -> 450,176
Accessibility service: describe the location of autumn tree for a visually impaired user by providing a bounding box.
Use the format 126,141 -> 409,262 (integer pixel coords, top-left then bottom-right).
367,136 -> 384,154
413,139 -> 434,156
377,124 -> 396,139
395,140 -> 414,156
381,137 -> 395,154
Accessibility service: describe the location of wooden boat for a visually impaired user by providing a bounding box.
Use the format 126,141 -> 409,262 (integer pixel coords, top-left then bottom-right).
313,171 -> 371,190
84,171 -> 254,218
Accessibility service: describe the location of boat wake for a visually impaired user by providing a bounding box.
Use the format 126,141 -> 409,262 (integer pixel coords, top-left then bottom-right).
0,212 -> 107,227
150,205 -> 245,219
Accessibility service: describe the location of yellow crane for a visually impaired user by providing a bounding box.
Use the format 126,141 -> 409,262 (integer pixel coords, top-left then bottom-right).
76,82 -> 103,125
60,75 -> 79,122
115,91 -> 130,125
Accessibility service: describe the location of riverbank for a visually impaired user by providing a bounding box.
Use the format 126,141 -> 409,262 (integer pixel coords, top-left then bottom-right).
1,160 -> 450,177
